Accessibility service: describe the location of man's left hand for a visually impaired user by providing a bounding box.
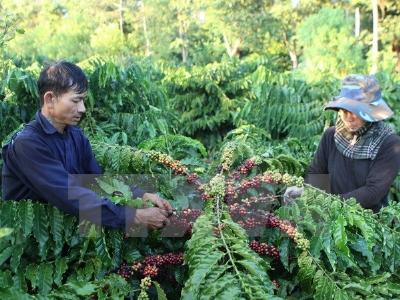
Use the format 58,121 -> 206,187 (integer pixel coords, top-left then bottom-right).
143,193 -> 173,215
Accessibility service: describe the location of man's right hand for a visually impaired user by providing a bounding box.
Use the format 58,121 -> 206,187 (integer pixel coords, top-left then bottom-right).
133,207 -> 170,229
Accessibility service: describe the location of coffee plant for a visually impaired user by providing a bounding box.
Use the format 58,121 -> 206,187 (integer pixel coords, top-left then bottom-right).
162,56 -> 266,149
1,58 -> 400,299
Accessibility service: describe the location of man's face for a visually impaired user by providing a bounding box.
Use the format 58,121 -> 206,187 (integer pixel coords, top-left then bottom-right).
50,89 -> 87,126
338,109 -> 365,132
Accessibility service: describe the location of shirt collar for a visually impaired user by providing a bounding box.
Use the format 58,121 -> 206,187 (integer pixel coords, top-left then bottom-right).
36,111 -> 69,135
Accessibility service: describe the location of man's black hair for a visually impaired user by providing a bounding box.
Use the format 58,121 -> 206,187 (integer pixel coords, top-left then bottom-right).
38,61 -> 88,106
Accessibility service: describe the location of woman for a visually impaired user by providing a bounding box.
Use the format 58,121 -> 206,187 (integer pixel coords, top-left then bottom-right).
285,74 -> 400,212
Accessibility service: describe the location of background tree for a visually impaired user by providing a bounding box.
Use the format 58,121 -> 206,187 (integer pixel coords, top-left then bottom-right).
268,0 -> 333,70
296,8 -> 365,81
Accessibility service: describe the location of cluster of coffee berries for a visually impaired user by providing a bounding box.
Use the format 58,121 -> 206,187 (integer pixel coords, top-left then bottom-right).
248,216 -> 265,229
224,180 -> 237,202
236,217 -> 265,229
272,280 -> 280,289
117,263 -> 134,279
163,217 -> 192,237
229,171 -> 241,180
231,212 -> 310,251
186,174 -> 211,201
141,276 -> 152,289
281,173 -> 293,185
249,240 -> 280,259
117,253 -> 184,280
263,171 -> 283,184
278,220 -> 297,238
132,262 -> 142,272
148,151 -> 188,175
186,173 -> 200,185
137,277 -> 152,300
143,265 -> 159,277
220,144 -> 235,172
194,184 -> 212,201
143,253 -> 184,267
230,156 -> 262,176
205,174 -> 226,198
168,208 -> 201,232
238,159 -> 257,174
293,232 -> 310,251
263,171 -> 299,185
239,176 -> 261,192
264,214 -> 281,228
229,207 -> 271,230
138,290 -> 149,300
294,176 -> 304,187
236,171 -> 303,195
179,208 -> 202,220
264,214 -> 309,251
281,173 -> 304,186
262,171 -> 303,187
229,203 -> 248,217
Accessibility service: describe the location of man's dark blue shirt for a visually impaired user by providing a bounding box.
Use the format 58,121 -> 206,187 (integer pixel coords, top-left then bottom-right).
2,111 -> 144,228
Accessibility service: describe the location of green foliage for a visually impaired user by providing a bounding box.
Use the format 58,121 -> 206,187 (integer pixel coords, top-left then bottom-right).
0,65 -> 39,143
90,24 -> 125,57
0,10 -> 21,49
236,66 -> 336,142
1,135 -> 400,299
0,200 -> 131,298
0,228 -> 13,238
91,140 -> 141,173
80,57 -> 176,146
182,201 -> 275,300
275,187 -> 400,299
296,8 -> 365,81
163,56 -> 264,149
154,281 -> 168,300
0,58 -> 175,148
139,134 -> 207,161
91,134 -> 208,176
221,127 -> 313,177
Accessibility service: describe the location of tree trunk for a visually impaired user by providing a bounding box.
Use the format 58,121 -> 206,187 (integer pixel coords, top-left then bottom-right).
140,1 -> 151,56
222,33 -> 232,57
355,7 -> 360,37
289,50 -> 298,69
378,0 -> 386,20
119,0 -> 124,37
179,21 -> 188,63
396,52 -> 400,73
283,31 -> 298,69
222,33 -> 241,58
230,38 -> 241,57
370,0 -> 379,74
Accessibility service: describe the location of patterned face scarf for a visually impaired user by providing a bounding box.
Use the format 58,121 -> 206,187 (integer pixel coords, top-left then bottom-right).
334,117 -> 395,160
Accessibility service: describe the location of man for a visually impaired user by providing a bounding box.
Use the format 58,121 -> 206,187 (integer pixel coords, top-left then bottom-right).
2,61 -> 171,229
285,74 -> 400,212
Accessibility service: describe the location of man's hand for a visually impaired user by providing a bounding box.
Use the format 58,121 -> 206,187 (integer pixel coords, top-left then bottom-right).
133,207 -> 170,229
143,193 -> 173,215
283,186 -> 304,205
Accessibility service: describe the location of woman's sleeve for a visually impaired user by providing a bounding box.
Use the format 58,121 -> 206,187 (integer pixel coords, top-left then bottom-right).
341,135 -> 400,209
306,128 -> 333,176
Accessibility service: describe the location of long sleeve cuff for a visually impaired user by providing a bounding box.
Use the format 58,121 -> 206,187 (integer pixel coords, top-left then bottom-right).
121,205 -> 137,230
